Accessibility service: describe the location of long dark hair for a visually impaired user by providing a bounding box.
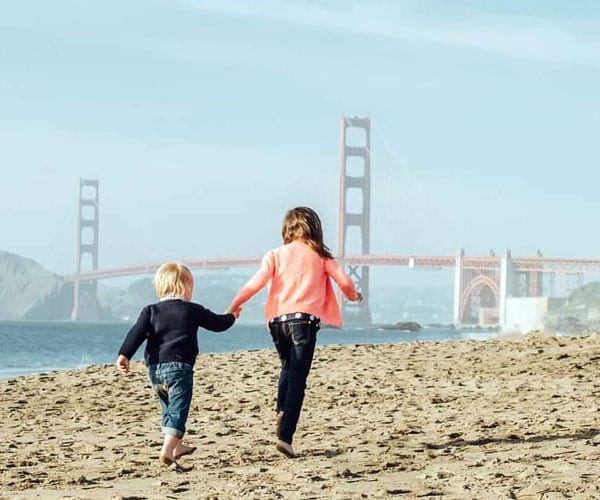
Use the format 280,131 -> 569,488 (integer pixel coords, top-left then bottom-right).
281,206 -> 333,259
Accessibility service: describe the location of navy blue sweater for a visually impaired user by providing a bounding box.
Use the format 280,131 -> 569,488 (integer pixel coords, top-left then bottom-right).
118,299 -> 235,366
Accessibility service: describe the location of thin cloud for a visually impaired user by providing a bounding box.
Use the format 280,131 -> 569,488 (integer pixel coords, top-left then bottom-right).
176,0 -> 600,67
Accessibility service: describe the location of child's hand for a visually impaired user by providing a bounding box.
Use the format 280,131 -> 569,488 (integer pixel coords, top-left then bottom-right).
355,292 -> 364,302
226,305 -> 242,318
116,354 -> 130,376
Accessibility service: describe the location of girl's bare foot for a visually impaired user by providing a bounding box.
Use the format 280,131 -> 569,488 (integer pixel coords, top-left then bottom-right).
174,443 -> 197,460
276,440 -> 297,458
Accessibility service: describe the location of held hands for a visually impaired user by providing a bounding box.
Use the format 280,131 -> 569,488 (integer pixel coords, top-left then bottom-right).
227,306 -> 242,319
116,354 -> 130,376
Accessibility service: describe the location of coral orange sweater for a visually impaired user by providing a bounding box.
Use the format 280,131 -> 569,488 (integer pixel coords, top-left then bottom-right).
229,240 -> 359,327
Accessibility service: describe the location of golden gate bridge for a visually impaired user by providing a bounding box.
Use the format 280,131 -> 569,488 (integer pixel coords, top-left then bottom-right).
67,117 -> 600,327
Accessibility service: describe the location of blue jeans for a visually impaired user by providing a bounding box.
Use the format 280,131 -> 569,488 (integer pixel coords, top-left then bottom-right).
147,362 -> 193,438
269,315 -> 319,444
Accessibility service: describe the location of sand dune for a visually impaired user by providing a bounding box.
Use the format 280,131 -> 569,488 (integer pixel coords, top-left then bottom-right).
1,333 -> 600,498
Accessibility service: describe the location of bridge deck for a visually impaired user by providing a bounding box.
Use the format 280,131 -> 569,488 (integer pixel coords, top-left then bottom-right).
65,254 -> 600,281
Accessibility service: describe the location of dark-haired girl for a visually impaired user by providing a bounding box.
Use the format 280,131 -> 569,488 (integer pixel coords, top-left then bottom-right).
228,206 -> 362,458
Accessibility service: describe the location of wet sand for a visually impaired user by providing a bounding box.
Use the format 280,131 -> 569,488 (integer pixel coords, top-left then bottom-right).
1,332 -> 600,499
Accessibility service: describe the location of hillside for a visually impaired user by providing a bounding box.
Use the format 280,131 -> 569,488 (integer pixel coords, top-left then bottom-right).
98,273 -> 267,323
0,251 -> 117,321
0,251 -> 67,320
545,281 -> 600,332
0,251 -> 265,322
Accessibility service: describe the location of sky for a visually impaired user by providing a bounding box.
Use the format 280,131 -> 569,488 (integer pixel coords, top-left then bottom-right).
2,1 -> 600,288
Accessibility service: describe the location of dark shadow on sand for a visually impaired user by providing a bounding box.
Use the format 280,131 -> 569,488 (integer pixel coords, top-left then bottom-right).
305,447 -> 345,458
423,428 -> 600,451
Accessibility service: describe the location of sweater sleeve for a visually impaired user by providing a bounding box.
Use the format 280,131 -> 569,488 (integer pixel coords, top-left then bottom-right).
325,258 -> 359,300
194,304 -> 236,332
229,251 -> 274,310
118,306 -> 152,359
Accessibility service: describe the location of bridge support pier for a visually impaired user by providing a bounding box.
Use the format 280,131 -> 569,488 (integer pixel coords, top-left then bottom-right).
499,249 -> 516,332
454,250 -> 501,327
71,179 -> 102,321
529,250 -> 543,296
338,115 -> 371,324
453,249 -> 464,328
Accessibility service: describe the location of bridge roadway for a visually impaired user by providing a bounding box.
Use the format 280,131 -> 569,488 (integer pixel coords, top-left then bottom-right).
66,255 -> 600,281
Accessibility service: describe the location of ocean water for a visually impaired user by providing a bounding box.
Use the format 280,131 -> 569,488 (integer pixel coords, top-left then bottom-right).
0,320 -> 498,379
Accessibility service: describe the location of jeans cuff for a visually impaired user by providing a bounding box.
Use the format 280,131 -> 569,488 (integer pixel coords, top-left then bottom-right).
163,426 -> 184,438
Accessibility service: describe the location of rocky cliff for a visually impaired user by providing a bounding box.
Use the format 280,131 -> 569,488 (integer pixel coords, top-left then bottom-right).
545,281 -> 600,333
0,251 -> 70,320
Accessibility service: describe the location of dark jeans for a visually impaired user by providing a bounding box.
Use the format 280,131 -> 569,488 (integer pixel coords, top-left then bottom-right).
269,315 -> 319,444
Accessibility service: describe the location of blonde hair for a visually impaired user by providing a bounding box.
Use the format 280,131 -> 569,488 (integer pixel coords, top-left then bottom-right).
281,206 -> 333,259
154,261 -> 194,299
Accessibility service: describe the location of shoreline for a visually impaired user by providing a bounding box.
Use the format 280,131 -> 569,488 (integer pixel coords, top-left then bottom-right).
0,329 -> 584,382
0,325 -> 502,382
1,333 -> 599,498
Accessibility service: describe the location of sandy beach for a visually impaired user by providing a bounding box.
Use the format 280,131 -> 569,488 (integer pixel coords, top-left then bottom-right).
1,332 -> 600,499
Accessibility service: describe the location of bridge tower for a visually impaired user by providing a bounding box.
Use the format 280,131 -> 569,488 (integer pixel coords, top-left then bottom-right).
71,179 -> 101,321
338,115 -> 371,323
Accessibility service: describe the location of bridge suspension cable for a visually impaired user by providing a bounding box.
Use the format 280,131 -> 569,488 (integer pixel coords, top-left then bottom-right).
371,118 -> 469,254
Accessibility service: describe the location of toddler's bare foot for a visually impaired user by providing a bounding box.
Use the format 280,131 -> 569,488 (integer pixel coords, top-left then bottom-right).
159,455 -> 194,473
159,454 -> 175,466
174,443 -> 197,460
276,440 -> 297,458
